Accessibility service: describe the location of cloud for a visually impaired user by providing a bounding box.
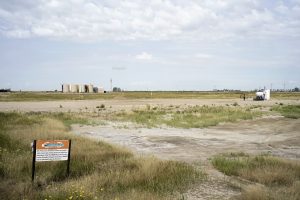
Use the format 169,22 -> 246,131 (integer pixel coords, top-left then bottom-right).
195,53 -> 213,59
112,66 -> 127,71
135,52 -> 153,60
0,0 -> 299,41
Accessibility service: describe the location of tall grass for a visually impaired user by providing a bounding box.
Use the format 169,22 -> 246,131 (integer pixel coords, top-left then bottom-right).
271,105 -> 300,119
212,153 -> 300,200
113,105 -> 261,128
0,112 -> 204,199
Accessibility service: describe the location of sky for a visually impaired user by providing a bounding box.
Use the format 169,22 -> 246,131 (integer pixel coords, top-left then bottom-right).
0,0 -> 299,91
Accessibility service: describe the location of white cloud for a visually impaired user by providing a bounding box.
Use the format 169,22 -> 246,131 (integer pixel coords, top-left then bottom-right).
0,0 -> 299,41
135,52 -> 153,60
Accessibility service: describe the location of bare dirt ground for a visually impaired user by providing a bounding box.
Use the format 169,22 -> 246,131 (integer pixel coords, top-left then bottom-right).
72,116 -> 300,162
71,116 -> 300,199
0,98 -> 299,112
1,99 -> 299,199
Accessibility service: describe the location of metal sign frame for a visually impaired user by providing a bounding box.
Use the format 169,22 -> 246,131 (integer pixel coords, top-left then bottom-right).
31,139 -> 72,182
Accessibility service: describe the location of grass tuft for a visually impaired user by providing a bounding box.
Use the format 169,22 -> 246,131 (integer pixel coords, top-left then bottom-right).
271,105 -> 300,119
212,153 -> 300,200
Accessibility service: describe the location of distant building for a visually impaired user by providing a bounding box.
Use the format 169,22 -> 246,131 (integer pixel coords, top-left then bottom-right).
62,84 -> 104,93
0,88 -> 11,92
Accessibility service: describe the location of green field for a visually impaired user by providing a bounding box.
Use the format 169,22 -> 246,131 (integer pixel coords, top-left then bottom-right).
1,91 -> 299,101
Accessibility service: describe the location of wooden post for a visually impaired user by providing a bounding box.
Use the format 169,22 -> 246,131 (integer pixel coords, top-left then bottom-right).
66,140 -> 72,177
31,140 -> 36,182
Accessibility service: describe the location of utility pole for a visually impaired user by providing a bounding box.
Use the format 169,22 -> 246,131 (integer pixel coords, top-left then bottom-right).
270,83 -> 272,91
110,78 -> 112,92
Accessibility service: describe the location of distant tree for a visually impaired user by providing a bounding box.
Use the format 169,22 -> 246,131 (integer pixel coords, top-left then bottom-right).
294,87 -> 299,92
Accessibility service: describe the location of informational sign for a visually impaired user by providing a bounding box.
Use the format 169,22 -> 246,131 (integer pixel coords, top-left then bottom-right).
35,140 -> 70,162
31,139 -> 72,181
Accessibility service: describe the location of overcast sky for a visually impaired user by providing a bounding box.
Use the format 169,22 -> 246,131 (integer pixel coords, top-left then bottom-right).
0,0 -> 299,91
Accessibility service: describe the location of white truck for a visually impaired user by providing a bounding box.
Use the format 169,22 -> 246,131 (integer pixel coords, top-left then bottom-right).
254,89 -> 270,101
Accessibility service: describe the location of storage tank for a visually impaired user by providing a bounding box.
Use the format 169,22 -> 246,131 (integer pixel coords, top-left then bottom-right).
79,85 -> 85,93
88,84 -> 93,93
93,87 -> 98,93
98,86 -> 104,93
70,84 -> 79,93
62,84 -> 70,93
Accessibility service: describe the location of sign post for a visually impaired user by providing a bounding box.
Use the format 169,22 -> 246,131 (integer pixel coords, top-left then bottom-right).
32,139 -> 71,182
31,140 -> 36,182
67,140 -> 71,176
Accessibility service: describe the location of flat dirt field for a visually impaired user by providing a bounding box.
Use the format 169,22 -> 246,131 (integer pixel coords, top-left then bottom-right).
1,98 -> 299,199
0,98 -> 298,112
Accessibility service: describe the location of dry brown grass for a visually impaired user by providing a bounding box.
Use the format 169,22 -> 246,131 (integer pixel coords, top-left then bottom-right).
1,91 -> 299,102
212,153 -> 300,200
0,112 -> 204,199
239,182 -> 300,200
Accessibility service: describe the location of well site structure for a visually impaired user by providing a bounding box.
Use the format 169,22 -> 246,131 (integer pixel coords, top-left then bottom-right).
62,84 -> 104,93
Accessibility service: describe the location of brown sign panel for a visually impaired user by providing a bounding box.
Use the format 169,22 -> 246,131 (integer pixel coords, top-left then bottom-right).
35,140 -> 69,162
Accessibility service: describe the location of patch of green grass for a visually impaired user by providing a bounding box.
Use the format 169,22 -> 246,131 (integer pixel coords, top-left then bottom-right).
212,153 -> 300,200
112,105 -> 261,128
50,112 -> 90,128
0,112 -> 204,199
271,105 -> 300,119
212,153 -> 300,185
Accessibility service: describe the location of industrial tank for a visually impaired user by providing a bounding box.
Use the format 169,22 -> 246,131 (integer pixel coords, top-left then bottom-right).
62,84 -> 70,93
79,85 -> 84,93
88,84 -> 93,93
98,86 -> 104,93
70,84 -> 79,93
